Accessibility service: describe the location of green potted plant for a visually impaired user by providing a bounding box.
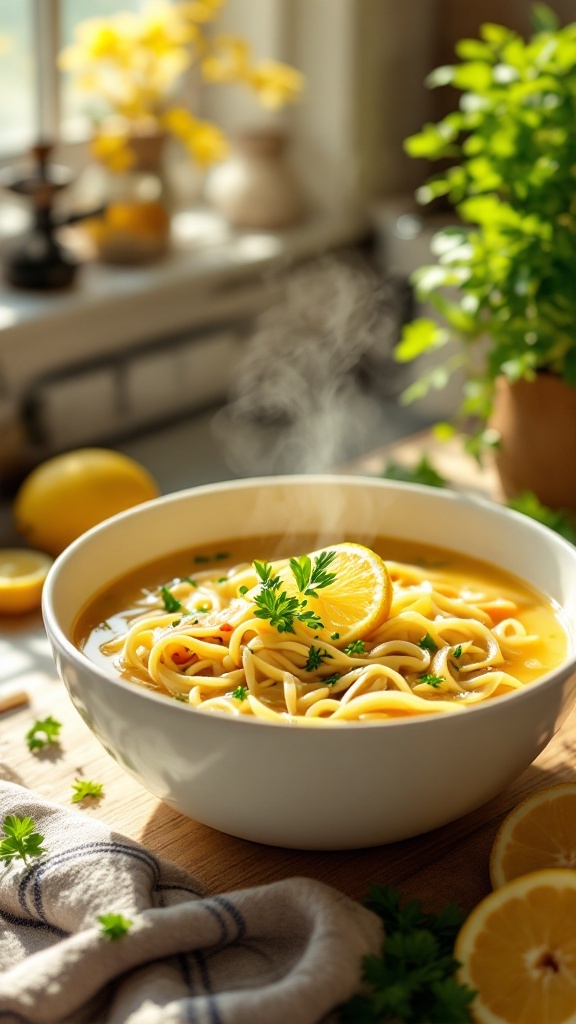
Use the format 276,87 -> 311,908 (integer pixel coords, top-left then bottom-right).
395,3 -> 576,511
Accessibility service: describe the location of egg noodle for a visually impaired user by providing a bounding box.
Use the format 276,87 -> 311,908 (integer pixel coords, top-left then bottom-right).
98,544 -> 545,725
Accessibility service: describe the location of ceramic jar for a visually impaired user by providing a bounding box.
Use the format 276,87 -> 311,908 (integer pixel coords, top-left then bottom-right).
205,130 -> 305,230
85,133 -> 171,265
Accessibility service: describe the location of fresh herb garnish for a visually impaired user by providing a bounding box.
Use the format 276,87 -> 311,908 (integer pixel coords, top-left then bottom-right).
417,632 -> 438,654
419,673 -> 445,687
331,632 -> 340,640
26,715 -> 62,752
339,885 -> 475,1023
254,587 -> 303,633
215,552 -> 230,560
161,586 -> 182,613
184,576 -> 198,587
71,779 -> 104,803
231,685 -> 248,701
305,645 -> 332,672
252,560 -> 325,633
344,640 -> 366,655
217,577 -> 227,583
97,620 -> 112,630
0,816 -> 46,864
452,645 -> 463,659
323,674 -> 341,686
239,585 -> 249,595
194,555 -> 211,563
289,550 -> 337,597
98,912 -> 133,940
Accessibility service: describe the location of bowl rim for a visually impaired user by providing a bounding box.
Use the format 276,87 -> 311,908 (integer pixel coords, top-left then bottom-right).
42,472 -> 576,733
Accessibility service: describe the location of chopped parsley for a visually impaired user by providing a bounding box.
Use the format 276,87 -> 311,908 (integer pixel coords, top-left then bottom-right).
452,645 -> 463,659
331,632 -> 340,640
194,555 -> 210,563
98,913 -> 133,940
184,576 -> 198,587
161,586 -> 182,613
231,685 -> 248,701
323,674 -> 341,686
239,585 -> 249,595
417,632 -> 438,654
418,673 -> 445,688
305,645 -> 333,672
338,884 -> 474,1023
217,577 -> 228,583
0,816 -> 46,864
71,779 -> 104,803
26,715 -> 62,752
343,640 -> 366,656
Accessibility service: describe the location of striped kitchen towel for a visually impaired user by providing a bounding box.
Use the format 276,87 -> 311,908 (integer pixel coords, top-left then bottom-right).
0,781 -> 383,1024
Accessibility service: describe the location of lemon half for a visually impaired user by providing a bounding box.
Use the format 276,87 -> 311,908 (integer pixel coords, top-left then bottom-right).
0,548 -> 53,615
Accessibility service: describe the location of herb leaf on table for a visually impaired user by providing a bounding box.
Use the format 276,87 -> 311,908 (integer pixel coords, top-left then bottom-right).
338,885 -> 475,1023
0,816 -> 46,864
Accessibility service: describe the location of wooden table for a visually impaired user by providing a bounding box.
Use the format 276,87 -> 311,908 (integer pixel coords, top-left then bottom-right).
1,433 -> 574,916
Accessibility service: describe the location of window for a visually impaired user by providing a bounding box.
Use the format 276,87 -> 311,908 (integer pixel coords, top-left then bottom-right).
0,0 -> 35,155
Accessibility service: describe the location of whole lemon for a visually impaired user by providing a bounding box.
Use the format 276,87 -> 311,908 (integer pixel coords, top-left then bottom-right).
13,448 -> 160,556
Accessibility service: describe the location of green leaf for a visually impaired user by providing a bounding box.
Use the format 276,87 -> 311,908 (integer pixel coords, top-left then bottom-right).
531,3 -> 561,33
71,779 -> 104,803
98,912 -> 133,940
0,815 -> 46,863
455,38 -> 496,62
161,587 -> 182,614
404,122 -> 459,160
506,491 -> 576,543
26,716 -> 62,752
382,456 -> 448,490
451,61 -> 494,93
395,319 -> 449,363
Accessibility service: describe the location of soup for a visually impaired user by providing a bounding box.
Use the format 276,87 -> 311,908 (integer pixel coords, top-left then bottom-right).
75,534 -> 569,724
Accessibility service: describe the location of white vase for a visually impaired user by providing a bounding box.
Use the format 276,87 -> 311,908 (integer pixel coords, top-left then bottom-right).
206,130 -> 305,230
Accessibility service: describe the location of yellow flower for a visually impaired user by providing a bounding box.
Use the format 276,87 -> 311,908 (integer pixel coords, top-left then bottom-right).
162,107 -> 228,166
91,134 -> 134,173
177,0 -> 226,24
247,61 -> 304,109
202,34 -> 251,83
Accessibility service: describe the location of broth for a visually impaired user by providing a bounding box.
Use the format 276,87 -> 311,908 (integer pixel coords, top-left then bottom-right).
75,534 -> 570,723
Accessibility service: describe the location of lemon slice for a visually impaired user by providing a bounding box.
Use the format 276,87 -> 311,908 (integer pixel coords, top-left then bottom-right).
0,548 -> 53,615
455,869 -> 576,1024
490,783 -> 576,889
273,541 -> 392,644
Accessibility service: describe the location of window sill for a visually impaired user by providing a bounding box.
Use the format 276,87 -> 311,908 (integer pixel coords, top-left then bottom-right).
0,205 -> 368,392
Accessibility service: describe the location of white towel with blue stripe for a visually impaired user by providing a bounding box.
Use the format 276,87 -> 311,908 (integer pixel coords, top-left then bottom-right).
0,782 -> 383,1023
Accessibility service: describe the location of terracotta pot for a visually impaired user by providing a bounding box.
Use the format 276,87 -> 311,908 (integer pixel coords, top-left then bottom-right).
490,373 -> 576,512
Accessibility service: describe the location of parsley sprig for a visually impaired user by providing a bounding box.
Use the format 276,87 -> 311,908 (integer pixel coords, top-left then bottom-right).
252,554 -> 334,634
0,815 -> 46,864
418,674 -> 445,688
339,885 -> 475,1023
26,715 -> 62,752
289,550 -> 337,597
71,779 -> 104,803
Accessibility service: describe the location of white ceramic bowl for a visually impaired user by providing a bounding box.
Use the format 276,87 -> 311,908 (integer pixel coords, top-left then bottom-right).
43,475 -> 576,849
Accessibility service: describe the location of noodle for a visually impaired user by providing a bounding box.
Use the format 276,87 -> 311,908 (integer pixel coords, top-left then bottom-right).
79,541 -> 568,725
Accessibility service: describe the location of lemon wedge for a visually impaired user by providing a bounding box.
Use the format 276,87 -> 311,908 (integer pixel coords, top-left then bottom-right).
274,541 -> 392,644
0,548 -> 53,615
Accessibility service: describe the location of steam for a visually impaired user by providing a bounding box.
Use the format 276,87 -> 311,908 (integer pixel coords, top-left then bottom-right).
213,252 -> 406,477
